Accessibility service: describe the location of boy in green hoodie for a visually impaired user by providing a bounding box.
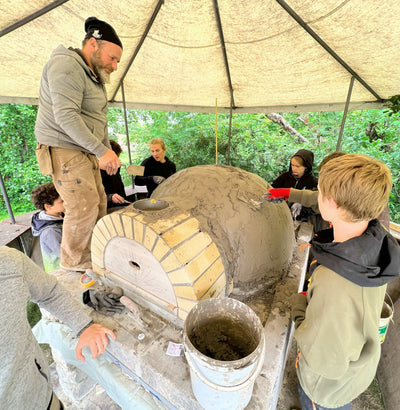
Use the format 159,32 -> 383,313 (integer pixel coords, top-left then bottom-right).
290,154 -> 400,409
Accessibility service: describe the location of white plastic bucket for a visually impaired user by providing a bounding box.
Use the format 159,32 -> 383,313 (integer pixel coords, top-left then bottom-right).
183,298 -> 265,410
379,293 -> 394,344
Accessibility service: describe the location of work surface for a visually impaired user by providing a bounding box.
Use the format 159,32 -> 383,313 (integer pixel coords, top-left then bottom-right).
35,223 -> 312,409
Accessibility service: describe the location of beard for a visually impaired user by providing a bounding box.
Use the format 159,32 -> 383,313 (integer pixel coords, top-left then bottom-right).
91,49 -> 112,84
96,68 -> 111,84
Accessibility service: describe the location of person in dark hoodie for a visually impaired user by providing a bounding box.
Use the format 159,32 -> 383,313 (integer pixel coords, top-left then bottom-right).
272,149 -> 318,221
272,149 -> 318,190
100,139 -> 136,209
134,138 -> 176,198
290,154 -> 400,409
31,182 -> 64,273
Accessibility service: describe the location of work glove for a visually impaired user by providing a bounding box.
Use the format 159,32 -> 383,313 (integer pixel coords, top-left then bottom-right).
264,188 -> 290,203
289,292 -> 307,329
291,202 -> 302,219
83,286 -> 125,316
152,175 -> 165,184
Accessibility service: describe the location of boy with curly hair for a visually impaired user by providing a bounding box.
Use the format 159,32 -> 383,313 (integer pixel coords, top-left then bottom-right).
31,182 -> 64,273
290,154 -> 400,409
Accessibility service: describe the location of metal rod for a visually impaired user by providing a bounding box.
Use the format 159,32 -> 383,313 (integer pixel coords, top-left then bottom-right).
275,0 -> 382,102
212,0 -> 236,109
227,99 -> 233,165
336,76 -> 355,151
0,170 -> 16,224
0,0 -> 69,38
110,0 -> 165,102
215,99 -> 218,165
0,170 -> 28,254
121,82 -> 134,187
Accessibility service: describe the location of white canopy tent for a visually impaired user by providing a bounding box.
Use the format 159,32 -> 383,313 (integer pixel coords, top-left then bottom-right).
1,0 -> 399,113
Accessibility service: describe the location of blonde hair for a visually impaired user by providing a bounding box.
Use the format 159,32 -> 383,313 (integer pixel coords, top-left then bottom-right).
317,151 -> 346,171
318,154 -> 392,222
150,138 -> 166,151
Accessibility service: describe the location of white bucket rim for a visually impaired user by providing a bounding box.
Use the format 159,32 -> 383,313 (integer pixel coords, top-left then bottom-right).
183,297 -> 264,367
185,334 -> 266,393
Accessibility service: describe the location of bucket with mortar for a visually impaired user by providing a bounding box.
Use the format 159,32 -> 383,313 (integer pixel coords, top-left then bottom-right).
183,297 -> 265,410
379,293 -> 394,344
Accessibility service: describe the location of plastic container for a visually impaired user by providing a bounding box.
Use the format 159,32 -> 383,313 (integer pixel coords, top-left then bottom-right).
379,293 -> 394,344
183,297 -> 265,410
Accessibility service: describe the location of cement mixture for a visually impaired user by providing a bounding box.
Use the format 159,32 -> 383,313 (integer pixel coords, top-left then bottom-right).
189,318 -> 258,361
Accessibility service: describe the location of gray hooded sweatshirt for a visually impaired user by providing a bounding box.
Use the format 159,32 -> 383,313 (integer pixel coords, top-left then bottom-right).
0,247 -> 92,409
35,44 -> 111,158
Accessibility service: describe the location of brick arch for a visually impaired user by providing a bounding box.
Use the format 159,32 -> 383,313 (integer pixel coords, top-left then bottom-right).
91,207 -> 227,321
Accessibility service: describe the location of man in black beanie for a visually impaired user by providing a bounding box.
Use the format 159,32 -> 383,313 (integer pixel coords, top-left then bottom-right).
35,17 -> 123,272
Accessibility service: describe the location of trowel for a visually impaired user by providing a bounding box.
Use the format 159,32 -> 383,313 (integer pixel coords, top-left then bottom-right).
124,164 -> 145,176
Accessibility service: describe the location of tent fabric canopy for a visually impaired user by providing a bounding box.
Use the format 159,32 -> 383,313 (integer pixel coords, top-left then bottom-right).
1,0 -> 399,113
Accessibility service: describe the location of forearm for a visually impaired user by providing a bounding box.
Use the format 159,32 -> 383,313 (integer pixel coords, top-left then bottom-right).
289,189 -> 319,213
22,254 -> 92,334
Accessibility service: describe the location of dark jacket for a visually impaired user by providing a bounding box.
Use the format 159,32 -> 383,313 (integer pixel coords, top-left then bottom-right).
135,156 -> 176,197
272,149 -> 318,190
294,220 -> 400,407
101,168 -> 127,208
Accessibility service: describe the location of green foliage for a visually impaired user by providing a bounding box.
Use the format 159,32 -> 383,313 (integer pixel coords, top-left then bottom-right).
384,94 -> 400,117
27,301 -> 42,327
1,105 -> 400,224
0,104 -> 50,219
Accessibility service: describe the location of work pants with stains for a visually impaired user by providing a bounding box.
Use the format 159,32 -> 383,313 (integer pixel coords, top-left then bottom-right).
51,147 -> 107,269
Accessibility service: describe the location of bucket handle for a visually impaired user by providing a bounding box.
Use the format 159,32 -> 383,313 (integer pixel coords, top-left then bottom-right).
184,337 -> 266,393
384,292 -> 395,319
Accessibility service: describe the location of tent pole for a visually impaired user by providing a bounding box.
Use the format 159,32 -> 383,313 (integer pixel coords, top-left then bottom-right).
0,170 -> 28,254
0,0 -> 69,38
212,0 -> 236,109
227,99 -> 233,165
276,0 -> 381,102
0,170 -> 15,223
336,76 -> 355,151
110,0 -> 165,102
215,99 -> 218,165
121,82 -> 134,187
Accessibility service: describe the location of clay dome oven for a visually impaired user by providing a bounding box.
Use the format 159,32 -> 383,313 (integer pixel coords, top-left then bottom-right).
91,165 -> 295,325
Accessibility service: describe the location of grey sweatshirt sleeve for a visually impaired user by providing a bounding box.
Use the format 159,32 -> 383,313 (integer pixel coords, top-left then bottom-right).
46,55 -> 109,158
2,247 -> 92,335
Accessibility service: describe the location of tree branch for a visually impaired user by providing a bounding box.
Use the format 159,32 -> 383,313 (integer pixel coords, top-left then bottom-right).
265,113 -> 308,143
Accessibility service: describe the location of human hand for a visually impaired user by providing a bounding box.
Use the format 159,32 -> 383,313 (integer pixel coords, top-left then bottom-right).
152,175 -> 165,184
99,149 -> 121,175
289,293 -> 307,329
75,323 -> 116,361
264,188 -> 290,202
111,194 -> 125,204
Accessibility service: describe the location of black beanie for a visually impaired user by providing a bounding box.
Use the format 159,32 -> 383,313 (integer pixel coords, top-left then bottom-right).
84,16 -> 123,49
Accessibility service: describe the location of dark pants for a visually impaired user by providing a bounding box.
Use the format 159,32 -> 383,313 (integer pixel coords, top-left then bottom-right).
298,383 -> 351,410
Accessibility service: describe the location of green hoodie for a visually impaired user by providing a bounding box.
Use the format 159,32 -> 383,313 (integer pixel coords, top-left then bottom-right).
293,220 -> 400,407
